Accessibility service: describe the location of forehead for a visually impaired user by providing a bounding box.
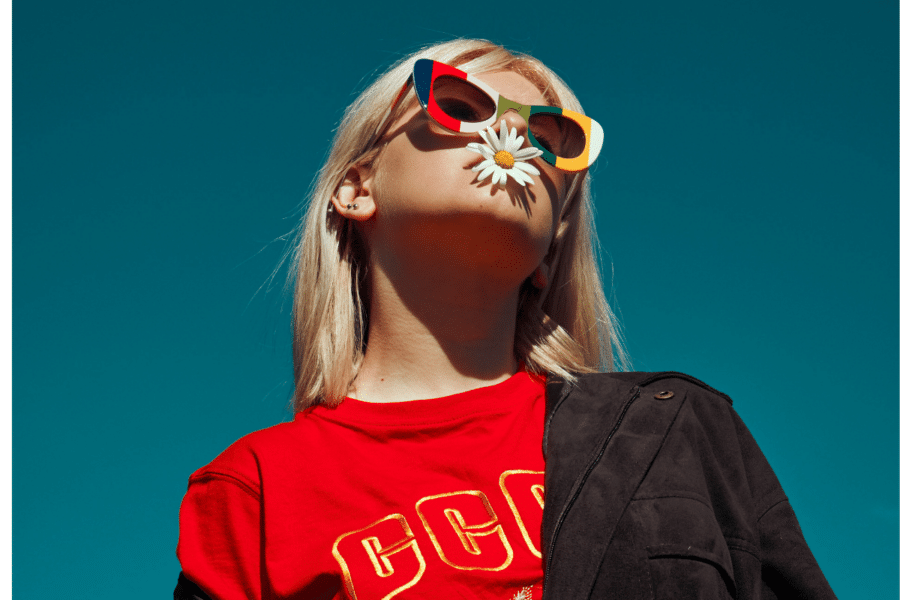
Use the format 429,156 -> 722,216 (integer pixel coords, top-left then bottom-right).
475,69 -> 548,107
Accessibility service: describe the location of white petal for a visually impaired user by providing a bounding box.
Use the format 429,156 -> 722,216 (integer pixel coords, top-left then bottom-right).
513,167 -> 535,185
491,168 -> 501,185
498,170 -> 508,186
516,162 -> 540,176
509,134 -> 524,153
472,158 -> 494,172
507,127 -> 521,151
499,120 -> 508,148
486,125 -> 501,150
514,147 -> 543,160
478,129 -> 495,149
477,165 -> 494,181
468,143 -> 494,159
507,168 -> 526,186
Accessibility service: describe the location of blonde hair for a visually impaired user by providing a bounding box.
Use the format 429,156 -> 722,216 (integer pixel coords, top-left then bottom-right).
287,39 -> 628,411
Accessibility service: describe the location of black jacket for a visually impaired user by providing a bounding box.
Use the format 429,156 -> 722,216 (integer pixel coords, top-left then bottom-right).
541,371 -> 836,600
176,371 -> 836,600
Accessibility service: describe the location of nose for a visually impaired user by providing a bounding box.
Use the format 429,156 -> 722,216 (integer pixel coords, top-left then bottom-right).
492,107 -> 529,139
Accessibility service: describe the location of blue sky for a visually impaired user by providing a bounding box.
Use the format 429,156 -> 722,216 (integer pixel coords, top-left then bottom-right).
14,0 -> 897,598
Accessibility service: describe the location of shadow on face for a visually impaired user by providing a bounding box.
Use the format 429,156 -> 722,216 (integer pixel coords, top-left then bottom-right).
375,108 -> 561,221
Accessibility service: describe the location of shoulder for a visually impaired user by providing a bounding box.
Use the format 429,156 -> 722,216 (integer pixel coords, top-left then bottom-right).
578,371 -> 732,405
187,406 -> 346,493
580,372 -> 776,490
556,370 -> 736,421
545,370 -> 740,460
549,370 -> 733,415
611,371 -> 739,432
549,370 -> 742,444
556,371 -> 788,514
188,420 -> 307,496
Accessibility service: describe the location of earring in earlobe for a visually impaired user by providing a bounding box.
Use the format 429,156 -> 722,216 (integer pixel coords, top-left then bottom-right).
346,204 -> 358,210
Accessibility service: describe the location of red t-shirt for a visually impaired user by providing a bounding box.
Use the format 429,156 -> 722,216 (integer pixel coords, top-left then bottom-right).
177,371 -> 547,600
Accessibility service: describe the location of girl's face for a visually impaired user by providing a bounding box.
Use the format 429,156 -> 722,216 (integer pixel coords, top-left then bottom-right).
364,69 -> 565,287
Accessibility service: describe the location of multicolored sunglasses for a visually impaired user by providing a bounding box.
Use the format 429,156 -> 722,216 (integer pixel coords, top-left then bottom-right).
395,59 -> 604,172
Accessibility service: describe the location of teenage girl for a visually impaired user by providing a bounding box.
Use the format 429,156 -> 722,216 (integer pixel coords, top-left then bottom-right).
175,39 -> 836,600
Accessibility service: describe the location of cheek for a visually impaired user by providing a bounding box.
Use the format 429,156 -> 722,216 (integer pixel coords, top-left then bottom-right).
373,115 -> 470,196
371,145 -> 470,218
370,150 -> 432,218
370,143 -> 421,214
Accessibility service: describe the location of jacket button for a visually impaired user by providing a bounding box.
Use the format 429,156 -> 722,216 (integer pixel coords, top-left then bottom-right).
654,391 -> 674,400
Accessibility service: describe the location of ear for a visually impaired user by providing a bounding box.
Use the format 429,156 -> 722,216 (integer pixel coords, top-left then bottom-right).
530,260 -> 550,290
331,165 -> 376,221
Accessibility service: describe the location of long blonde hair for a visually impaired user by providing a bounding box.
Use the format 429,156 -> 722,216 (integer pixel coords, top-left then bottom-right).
287,39 -> 628,411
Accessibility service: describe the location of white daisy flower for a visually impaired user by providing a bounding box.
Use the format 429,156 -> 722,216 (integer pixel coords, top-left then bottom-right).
466,120 -> 543,187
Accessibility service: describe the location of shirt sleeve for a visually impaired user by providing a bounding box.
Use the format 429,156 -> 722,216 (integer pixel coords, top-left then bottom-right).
177,468 -> 263,600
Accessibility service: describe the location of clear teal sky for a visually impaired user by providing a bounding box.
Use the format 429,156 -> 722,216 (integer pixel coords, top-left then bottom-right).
14,1 -> 897,598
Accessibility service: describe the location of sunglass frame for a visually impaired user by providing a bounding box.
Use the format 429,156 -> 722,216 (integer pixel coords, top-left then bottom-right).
408,59 -> 603,172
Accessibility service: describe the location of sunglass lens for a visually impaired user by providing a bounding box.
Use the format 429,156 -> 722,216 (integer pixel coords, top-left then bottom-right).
528,113 -> 587,159
432,75 -> 496,123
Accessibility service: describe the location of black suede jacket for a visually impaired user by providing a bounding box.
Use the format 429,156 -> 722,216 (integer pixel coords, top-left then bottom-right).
176,371 -> 836,600
541,371 -> 836,600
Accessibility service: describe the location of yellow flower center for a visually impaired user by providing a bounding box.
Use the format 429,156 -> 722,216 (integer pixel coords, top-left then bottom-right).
493,150 -> 515,169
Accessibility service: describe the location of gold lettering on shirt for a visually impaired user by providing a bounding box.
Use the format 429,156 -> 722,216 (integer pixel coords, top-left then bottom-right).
332,514 -> 426,600
361,537 -> 395,577
415,490 -> 514,571
499,470 -> 545,558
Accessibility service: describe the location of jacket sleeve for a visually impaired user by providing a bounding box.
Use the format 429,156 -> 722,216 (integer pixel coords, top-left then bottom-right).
174,571 -> 214,600
730,408 -> 837,599
175,470 -> 263,600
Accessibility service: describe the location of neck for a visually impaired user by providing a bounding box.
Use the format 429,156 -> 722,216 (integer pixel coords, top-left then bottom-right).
349,259 -> 521,403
